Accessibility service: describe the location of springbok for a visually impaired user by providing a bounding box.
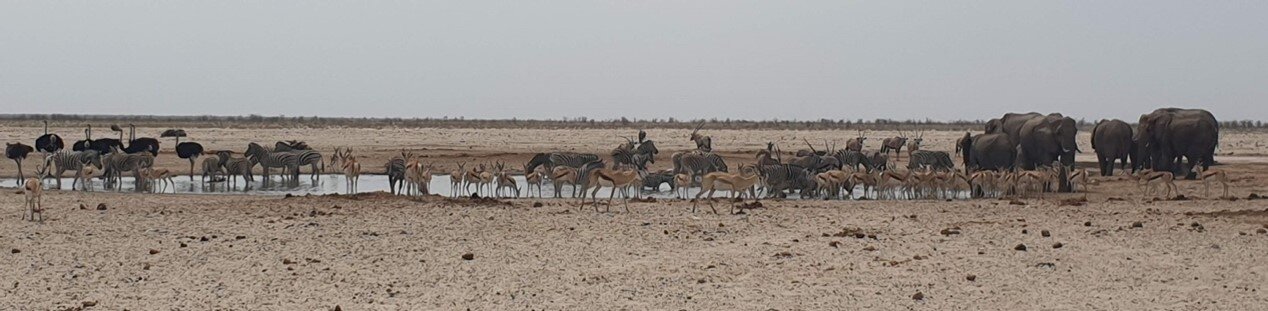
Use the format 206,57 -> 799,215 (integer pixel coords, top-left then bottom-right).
493,162 -> 519,198
579,163 -> 642,213
551,166 -> 578,198
142,167 -> 176,193
524,164 -> 545,198
1192,162 -> 1230,198
673,172 -> 692,199
692,165 -> 762,214
1136,169 -> 1179,199
23,165 -> 46,222
449,162 -> 466,197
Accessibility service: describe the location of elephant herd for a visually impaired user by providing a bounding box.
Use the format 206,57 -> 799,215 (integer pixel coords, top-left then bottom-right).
958,108 -> 1219,192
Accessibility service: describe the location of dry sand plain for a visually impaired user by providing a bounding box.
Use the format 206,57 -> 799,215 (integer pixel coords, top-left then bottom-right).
3,123 -> 1268,309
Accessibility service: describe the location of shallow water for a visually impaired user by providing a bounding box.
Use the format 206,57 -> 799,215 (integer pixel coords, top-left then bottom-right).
35,174 -> 968,200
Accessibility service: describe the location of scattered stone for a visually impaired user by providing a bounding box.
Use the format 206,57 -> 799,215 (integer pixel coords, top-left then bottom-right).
1132,221 -> 1143,228
284,193 -> 294,198
773,252 -> 794,259
1053,243 -> 1064,249
79,204 -> 87,210
148,249 -> 160,255
96,203 -> 107,211
283,259 -> 297,265
1257,228 -> 1267,234
940,228 -> 961,236
1021,229 -> 1028,234
200,236 -> 210,242
912,292 -> 924,300
1084,221 -> 1092,227
1009,200 -> 1026,206
462,253 -> 475,260
966,275 -> 977,282
1036,262 -> 1056,268
82,301 -> 98,307
862,246 -> 877,251
10,249 -> 19,254
179,243 -> 187,248
828,241 -> 841,248
1014,244 -> 1027,251
236,235 -> 246,240
1249,193 -> 1261,200
532,202 -> 543,208
1041,230 -> 1051,237
334,305 -> 342,311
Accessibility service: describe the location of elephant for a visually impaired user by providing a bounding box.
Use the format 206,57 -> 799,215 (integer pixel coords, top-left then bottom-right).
985,112 -> 1044,138
1016,113 -> 1079,169
1091,119 -> 1133,176
1136,108 -> 1218,179
959,133 -> 1017,173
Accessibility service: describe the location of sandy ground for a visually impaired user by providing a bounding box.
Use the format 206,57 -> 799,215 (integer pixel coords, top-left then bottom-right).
3,124 -> 1268,309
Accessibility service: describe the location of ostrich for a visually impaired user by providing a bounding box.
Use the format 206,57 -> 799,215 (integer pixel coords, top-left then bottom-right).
163,129 -> 204,180
6,143 -> 35,185
72,124 -> 93,151
124,124 -> 161,156
34,120 -> 64,156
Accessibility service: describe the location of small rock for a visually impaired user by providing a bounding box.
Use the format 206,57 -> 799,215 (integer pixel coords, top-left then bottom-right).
532,202 -> 543,208
828,241 -> 841,248
462,253 -> 475,260
1084,221 -> 1092,226
1041,230 -> 1051,237
82,301 -> 98,307
179,243 -> 187,248
940,228 -> 961,236
334,305 -> 342,311
200,236 -> 209,242
10,249 -> 19,254
1053,242 -> 1064,249
1131,221 -> 1143,228
863,246 -> 877,251
1021,229 -> 1028,234
148,249 -> 160,255
283,259 -> 296,265
79,204 -> 87,210
1014,244 -> 1027,251
1257,228 -> 1267,234
96,203 -> 107,210
912,292 -> 924,300
966,275 -> 977,282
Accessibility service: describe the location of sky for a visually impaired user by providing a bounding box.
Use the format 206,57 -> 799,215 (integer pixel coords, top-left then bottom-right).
2,1 -> 1265,121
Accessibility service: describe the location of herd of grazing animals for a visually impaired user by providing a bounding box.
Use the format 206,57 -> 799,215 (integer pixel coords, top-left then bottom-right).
4,109 -> 1236,220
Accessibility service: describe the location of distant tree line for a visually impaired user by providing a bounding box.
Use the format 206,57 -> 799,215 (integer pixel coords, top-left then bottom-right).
0,114 -> 1263,131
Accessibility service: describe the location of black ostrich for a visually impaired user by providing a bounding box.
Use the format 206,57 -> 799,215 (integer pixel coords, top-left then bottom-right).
164,129 -> 204,180
123,124 -> 161,156
6,143 -> 35,185
274,140 -> 310,151
34,120 -> 64,155
86,124 -> 126,154
72,124 -> 93,151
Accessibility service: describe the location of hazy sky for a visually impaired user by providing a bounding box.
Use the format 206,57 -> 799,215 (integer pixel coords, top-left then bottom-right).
2,1 -> 1265,121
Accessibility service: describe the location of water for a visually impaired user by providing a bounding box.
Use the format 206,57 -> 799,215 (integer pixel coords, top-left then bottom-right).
34,174 -> 969,200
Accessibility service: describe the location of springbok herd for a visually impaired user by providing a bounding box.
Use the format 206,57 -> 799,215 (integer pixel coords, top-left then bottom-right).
7,109 -> 1236,220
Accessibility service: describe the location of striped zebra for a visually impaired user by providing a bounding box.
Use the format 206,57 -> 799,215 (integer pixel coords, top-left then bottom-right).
907,150 -> 956,172
672,151 -> 727,176
756,164 -> 812,198
245,142 -> 298,184
385,153 -> 408,195
832,150 -> 874,172
288,149 -> 324,181
102,149 -> 154,190
43,150 -> 103,190
611,140 -> 659,170
525,152 -> 601,183
217,151 -> 255,189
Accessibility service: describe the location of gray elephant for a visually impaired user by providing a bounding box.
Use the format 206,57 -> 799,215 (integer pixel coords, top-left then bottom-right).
1016,113 -> 1079,169
985,112 -> 1043,138
1136,108 -> 1218,179
1091,119 -> 1133,176
963,133 -> 1016,173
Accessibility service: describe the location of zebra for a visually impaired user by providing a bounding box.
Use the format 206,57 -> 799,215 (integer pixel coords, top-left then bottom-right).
612,139 -> 659,170
385,153 -> 408,195
673,151 -> 728,182
217,151 -> 255,190
832,149 -> 874,172
288,149 -> 324,181
101,148 -> 154,190
907,150 -> 956,172
245,142 -> 298,185
641,169 -> 676,191
42,150 -> 103,190
526,152 -> 601,172
755,164 -> 812,198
